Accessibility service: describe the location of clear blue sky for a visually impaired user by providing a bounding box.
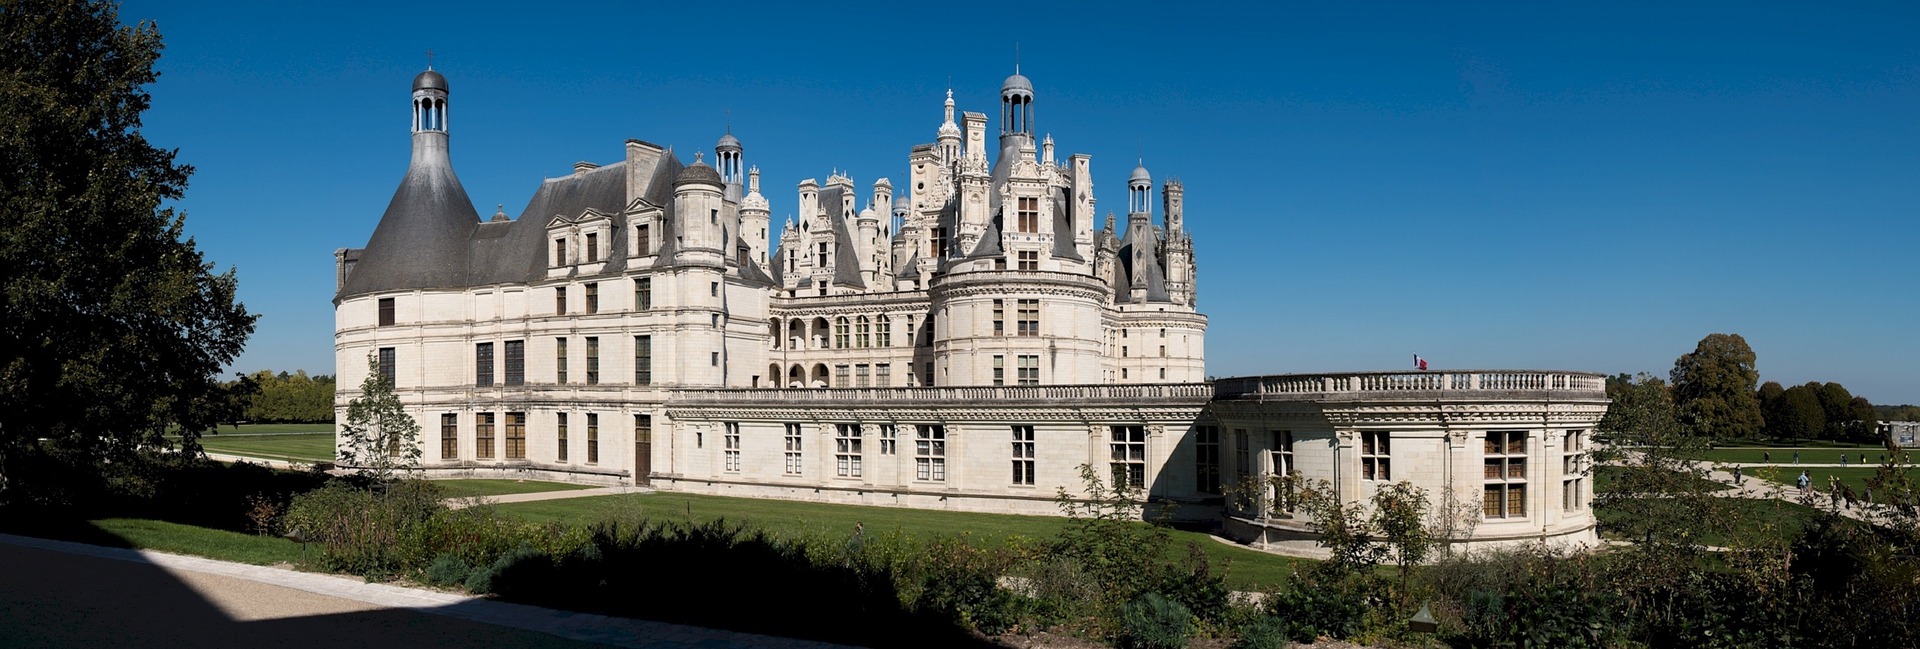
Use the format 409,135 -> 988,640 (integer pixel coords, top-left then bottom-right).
119,1 -> 1920,403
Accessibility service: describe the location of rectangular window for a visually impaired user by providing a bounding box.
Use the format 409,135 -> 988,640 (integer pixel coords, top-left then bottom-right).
1563,430 -> 1586,512
1272,430 -> 1297,513
711,351 -> 719,367
835,365 -> 850,387
1361,431 -> 1391,481
634,335 -> 651,385
505,412 -> 526,459
1012,425 -> 1036,485
1194,425 -> 1220,494
879,424 -> 898,455
556,413 -> 569,462
930,226 -> 948,258
784,423 -> 804,475
504,340 -> 524,386
876,363 -> 890,387
585,337 -> 599,385
1017,196 -> 1039,233
1483,431 -> 1529,518
585,232 -> 599,263
993,299 -> 1005,336
1017,355 -> 1039,386
586,413 -> 599,464
585,282 -> 599,314
378,298 -> 395,326
634,277 -> 651,310
915,425 -> 947,481
1017,299 -> 1039,336
855,319 -> 870,348
710,281 -> 718,297
636,224 -> 650,255
635,414 -> 652,456
440,413 -> 458,460
1110,425 -> 1146,489
1018,250 -> 1038,271
924,363 -> 934,387
555,338 -> 568,383
993,355 -> 1005,386
553,238 -> 566,266
476,412 -> 495,459
377,347 -> 395,385
724,423 -> 741,472
817,242 -> 829,268
475,342 -> 494,387
834,319 -> 850,348
554,286 -> 566,314
855,364 -> 870,388
1234,429 -> 1252,481
835,424 -> 863,478
876,317 -> 891,347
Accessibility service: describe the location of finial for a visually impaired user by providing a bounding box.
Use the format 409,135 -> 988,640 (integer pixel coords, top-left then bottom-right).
725,108 -> 731,134
695,151 -> 704,163
425,48 -> 435,70
1015,43 -> 1020,74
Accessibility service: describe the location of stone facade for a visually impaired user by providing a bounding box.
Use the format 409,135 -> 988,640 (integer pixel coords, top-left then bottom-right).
334,68 -> 1607,552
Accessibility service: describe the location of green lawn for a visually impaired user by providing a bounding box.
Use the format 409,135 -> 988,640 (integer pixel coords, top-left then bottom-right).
1687,447 -> 1899,466
492,492 -> 1312,589
1596,496 -> 1827,546
195,432 -> 335,464
1753,466 -> 1894,498
432,479 -> 593,499
1593,464 -> 1725,493
90,518 -> 304,564
206,423 -> 335,434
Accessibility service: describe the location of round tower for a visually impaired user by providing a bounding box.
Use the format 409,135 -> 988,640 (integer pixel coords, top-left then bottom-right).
673,154 -> 727,263
1128,161 -> 1152,217
740,166 -> 771,265
1001,68 -> 1034,147
715,132 -> 744,201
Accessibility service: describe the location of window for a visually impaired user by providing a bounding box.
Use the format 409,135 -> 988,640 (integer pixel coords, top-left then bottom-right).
504,340 -> 524,386
557,413 -> 569,462
1017,355 -> 1039,386
555,338 -> 568,383
377,347 -> 395,385
855,317 -> 870,348
1017,196 -> 1039,233
635,224 -> 650,255
1012,425 -> 1036,485
835,424 -> 863,478
1485,431 -> 1528,519
1234,429 -> 1252,481
915,425 -> 947,481
1122,346 -> 1129,357
925,363 -> 934,386
1563,430 -> 1586,511
554,286 -> 566,314
855,364 -> 870,388
1159,368 -> 1167,380
1361,431 -> 1391,481
505,412 -> 526,459
876,363 -> 890,387
585,337 -> 599,384
817,242 -> 829,268
879,425 -> 898,455
1018,250 -> 1038,271
441,413 -> 458,460
378,298 -> 395,326
585,232 -> 599,263
724,423 -> 741,472
711,351 -> 719,367
784,423 -> 804,475
634,336 -> 651,385
835,365 -> 850,387
930,226 -> 948,258
475,342 -> 494,387
1017,299 -> 1039,336
1110,426 -> 1146,489
1159,345 -> 1166,357
1194,426 -> 1220,493
476,412 -> 495,459
1272,431 -> 1297,513
876,316 -> 891,347
992,356 -> 1005,386
992,299 -> 1005,336
586,413 -> 599,464
585,282 -> 598,314
553,238 -> 566,266
635,415 -> 652,459
710,281 -> 718,297
834,318 -> 850,348
634,278 -> 651,310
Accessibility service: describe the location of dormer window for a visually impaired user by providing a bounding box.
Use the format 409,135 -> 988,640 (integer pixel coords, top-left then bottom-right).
1017,196 -> 1039,233
816,242 -> 828,268
552,238 -> 566,266
635,224 -> 651,255
585,233 -> 599,263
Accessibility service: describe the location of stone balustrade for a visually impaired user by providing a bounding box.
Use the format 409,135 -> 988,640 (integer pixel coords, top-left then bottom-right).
672,382 -> 1214,405
1213,370 -> 1606,401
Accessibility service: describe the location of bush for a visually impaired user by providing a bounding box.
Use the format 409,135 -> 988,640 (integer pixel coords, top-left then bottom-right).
422,553 -> 471,588
1231,615 -> 1289,649
281,479 -> 445,574
1267,575 -> 1369,642
1155,543 -> 1232,623
1120,592 -> 1194,649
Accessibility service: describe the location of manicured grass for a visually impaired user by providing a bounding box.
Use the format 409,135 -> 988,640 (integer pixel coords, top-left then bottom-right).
196,432 -> 335,464
88,518 -> 304,565
493,492 -> 1311,589
1753,466 -> 1890,497
431,479 -> 593,499
205,423 -> 336,434
1593,464 -> 1725,493
1687,447 -> 1898,465
1596,496 -> 1827,546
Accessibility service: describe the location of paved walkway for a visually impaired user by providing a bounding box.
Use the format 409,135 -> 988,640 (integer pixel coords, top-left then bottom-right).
1703,464 -> 1880,523
0,533 -> 856,649
445,485 -> 643,509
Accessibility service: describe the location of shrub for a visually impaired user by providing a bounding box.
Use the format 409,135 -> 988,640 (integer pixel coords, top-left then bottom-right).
422,553 -> 471,588
1120,592 -> 1194,649
1268,575 -> 1369,642
1231,615 -> 1289,649
281,479 -> 445,574
1155,543 -> 1232,624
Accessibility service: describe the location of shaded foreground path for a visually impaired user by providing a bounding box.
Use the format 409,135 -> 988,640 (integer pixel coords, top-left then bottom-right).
0,533 -> 856,649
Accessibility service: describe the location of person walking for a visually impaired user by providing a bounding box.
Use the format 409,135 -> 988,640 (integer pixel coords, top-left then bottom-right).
1798,471 -> 1811,496
1795,451 -> 1801,465
1764,451 -> 1771,463
1734,465 -> 1743,484
1842,453 -> 1849,466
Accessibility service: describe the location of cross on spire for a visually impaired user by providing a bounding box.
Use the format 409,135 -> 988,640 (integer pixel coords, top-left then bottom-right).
425,48 -> 435,70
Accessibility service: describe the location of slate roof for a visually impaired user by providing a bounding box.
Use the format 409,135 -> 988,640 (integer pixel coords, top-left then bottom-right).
339,144 -> 482,298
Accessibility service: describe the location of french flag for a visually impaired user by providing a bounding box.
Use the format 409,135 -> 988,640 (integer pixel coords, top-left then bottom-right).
1413,354 -> 1428,371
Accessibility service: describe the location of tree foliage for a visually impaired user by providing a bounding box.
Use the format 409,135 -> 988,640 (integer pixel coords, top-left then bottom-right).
0,0 -> 255,498
1594,373 -> 1729,551
336,354 -> 419,482
1669,333 -> 1763,439
235,369 -> 334,423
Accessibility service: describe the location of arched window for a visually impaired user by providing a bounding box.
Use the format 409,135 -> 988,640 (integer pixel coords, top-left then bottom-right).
769,318 -> 782,349
875,315 -> 891,348
834,317 -> 850,349
855,316 -> 870,348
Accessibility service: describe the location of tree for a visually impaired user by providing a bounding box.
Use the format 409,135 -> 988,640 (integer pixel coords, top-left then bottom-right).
0,0 -> 256,499
1778,383 -> 1827,442
1757,381 -> 1787,439
1593,373 -> 1729,551
1669,333 -> 1763,439
336,353 -> 420,482
1369,480 -> 1432,599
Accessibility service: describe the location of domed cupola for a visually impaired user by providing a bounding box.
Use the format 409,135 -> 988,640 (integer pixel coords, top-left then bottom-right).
1128,160 -> 1152,216
675,154 -> 724,189
338,66 -> 481,299
1001,67 -> 1034,143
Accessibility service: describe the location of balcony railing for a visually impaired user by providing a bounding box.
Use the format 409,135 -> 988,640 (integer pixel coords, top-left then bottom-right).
672,382 -> 1214,405
1213,370 -> 1606,401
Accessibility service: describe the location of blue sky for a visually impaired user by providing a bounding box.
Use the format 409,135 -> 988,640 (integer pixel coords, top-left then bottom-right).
120,1 -> 1919,403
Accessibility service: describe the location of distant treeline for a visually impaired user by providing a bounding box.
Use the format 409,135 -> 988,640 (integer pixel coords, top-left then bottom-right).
233,370 -> 334,423
1877,404 -> 1920,422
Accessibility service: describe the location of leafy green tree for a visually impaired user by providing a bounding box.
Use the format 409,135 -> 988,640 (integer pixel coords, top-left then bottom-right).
0,0 -> 256,499
1593,373 -> 1729,551
1669,333 -> 1763,439
1758,381 -> 1786,439
1778,383 -> 1827,442
1297,478 -> 1386,576
336,353 -> 419,482
1369,480 -> 1432,599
